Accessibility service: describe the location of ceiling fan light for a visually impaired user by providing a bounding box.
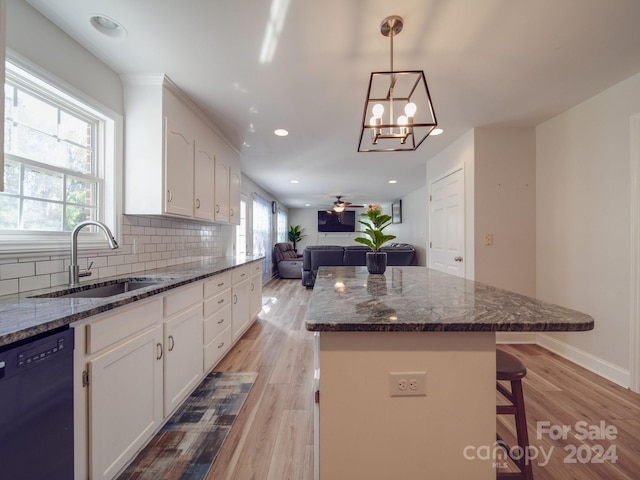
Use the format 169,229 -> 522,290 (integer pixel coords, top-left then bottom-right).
333,205 -> 345,212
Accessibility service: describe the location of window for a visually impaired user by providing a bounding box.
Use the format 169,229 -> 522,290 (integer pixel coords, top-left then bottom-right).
252,193 -> 272,283
1,57 -> 121,253
235,195 -> 247,256
276,208 -> 288,243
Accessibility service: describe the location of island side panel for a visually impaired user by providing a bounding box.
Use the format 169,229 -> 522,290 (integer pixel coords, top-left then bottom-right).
318,331 -> 496,480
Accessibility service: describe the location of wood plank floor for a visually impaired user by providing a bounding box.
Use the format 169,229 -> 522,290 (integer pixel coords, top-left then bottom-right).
208,278 -> 640,479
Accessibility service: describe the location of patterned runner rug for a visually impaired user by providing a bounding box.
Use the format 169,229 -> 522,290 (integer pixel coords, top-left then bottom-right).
117,371 -> 258,480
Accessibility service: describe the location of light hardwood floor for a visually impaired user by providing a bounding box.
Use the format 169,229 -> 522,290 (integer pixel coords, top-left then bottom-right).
208,278 -> 640,480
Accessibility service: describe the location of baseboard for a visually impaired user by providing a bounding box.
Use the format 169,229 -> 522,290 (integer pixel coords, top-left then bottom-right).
536,333 -> 630,388
496,332 -> 537,344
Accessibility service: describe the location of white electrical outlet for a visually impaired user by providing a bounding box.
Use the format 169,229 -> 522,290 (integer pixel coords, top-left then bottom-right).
389,372 -> 427,397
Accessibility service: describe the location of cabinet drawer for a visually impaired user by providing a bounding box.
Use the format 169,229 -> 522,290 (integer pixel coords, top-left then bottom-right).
204,304 -> 231,344
203,289 -> 231,317
204,271 -> 232,298
203,326 -> 232,372
250,262 -> 262,275
86,298 -> 162,355
164,283 -> 202,317
232,265 -> 251,284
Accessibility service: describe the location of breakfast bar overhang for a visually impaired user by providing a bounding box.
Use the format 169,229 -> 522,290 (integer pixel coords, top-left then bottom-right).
305,266 -> 594,480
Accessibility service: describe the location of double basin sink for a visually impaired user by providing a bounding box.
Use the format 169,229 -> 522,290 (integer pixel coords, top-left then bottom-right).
31,278 -> 168,299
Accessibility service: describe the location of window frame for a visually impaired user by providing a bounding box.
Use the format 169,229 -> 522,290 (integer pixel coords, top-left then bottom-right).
1,52 -> 122,256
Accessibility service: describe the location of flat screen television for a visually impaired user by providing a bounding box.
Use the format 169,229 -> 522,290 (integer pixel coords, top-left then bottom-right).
318,210 -> 356,232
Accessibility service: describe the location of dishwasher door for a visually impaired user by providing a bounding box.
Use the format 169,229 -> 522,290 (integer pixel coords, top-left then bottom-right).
0,327 -> 74,480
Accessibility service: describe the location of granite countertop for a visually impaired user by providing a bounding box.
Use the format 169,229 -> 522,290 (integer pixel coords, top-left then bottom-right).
0,256 -> 263,347
305,266 -> 594,332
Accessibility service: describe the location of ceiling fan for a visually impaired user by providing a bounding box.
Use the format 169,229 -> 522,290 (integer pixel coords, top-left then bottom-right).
331,196 -> 364,212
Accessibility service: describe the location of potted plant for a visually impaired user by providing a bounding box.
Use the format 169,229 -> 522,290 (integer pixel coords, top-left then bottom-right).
354,204 -> 396,274
288,225 -> 306,253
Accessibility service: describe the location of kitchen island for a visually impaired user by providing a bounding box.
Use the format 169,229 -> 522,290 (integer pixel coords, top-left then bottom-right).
305,266 -> 594,480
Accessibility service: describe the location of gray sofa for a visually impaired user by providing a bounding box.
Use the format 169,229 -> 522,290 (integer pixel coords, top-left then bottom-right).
273,242 -> 303,278
301,243 -> 416,287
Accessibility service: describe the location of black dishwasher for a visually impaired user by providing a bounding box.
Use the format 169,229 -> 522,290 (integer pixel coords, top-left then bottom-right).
0,327 -> 74,480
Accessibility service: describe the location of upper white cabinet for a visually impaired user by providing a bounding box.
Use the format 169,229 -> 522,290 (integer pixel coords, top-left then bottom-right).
0,0 -> 5,192
229,165 -> 242,225
122,75 -> 241,223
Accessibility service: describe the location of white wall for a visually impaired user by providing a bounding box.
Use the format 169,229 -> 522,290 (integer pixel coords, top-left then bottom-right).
387,187 -> 428,266
474,127 -> 536,296
536,71 -> 640,380
426,130 -> 476,280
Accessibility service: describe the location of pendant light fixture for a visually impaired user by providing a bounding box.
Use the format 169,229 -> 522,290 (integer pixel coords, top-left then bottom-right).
358,15 -> 438,152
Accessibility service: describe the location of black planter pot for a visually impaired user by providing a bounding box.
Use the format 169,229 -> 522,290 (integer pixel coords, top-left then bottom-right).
366,251 -> 387,274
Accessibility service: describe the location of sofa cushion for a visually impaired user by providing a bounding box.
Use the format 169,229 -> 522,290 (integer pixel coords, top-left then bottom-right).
343,245 -> 370,266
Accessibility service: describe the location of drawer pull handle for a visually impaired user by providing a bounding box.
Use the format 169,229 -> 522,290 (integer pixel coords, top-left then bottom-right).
168,335 -> 175,352
218,341 -> 225,349
216,204 -> 220,213
167,190 -> 173,202
217,318 -> 225,324
156,342 -> 163,360
217,282 -> 224,287
218,298 -> 225,304
196,198 -> 201,209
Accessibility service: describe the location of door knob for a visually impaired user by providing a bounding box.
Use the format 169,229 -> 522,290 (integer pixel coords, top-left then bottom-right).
454,256 -> 463,262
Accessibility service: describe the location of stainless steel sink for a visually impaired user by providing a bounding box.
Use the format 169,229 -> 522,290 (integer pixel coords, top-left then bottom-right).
31,279 -> 166,299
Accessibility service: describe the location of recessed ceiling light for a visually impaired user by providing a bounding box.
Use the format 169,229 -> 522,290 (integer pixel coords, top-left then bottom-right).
431,128 -> 444,136
305,203 -> 311,207
89,14 -> 127,39
388,180 -> 397,184
290,180 -> 299,184
274,129 -> 289,137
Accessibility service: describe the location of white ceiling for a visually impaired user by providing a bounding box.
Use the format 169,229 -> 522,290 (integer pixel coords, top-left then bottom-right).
25,0 -> 640,209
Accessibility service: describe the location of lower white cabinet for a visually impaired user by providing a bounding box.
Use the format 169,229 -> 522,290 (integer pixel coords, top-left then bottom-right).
85,304 -> 163,480
73,262 -> 262,480
164,302 -> 203,416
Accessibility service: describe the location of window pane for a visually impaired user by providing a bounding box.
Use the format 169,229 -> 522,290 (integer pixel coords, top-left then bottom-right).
23,166 -> 63,201
5,122 -> 58,162
58,140 -> 92,174
0,196 -> 20,229
65,205 -> 95,231
22,199 -> 63,230
14,89 -> 57,135
59,110 -> 91,146
66,177 -> 97,206
3,159 -> 20,194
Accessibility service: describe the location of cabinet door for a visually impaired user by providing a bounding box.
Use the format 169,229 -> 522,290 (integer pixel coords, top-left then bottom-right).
194,139 -> 215,221
232,279 -> 250,341
214,159 -> 230,223
165,117 -> 194,217
250,273 -> 262,320
164,304 -> 204,416
229,166 -> 241,225
88,325 -> 163,480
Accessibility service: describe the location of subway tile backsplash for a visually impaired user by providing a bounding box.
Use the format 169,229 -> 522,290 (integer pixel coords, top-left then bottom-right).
0,215 -> 232,296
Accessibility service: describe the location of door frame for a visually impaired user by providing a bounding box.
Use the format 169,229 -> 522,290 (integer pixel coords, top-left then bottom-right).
428,165 -> 466,278
630,115 -> 640,393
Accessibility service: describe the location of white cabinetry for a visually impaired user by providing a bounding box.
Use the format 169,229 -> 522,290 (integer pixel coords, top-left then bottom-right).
164,118 -> 194,217
214,158 -> 230,223
193,133 -> 215,221
0,0 -> 5,192
203,271 -> 233,371
163,284 -> 203,416
83,298 -> 163,480
250,263 -> 263,319
229,165 -> 242,225
123,75 -> 241,224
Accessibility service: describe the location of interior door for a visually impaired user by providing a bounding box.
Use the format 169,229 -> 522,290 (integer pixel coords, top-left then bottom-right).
429,168 -> 465,277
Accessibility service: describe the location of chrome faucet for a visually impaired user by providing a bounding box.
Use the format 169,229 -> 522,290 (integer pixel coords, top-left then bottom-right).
69,221 -> 119,286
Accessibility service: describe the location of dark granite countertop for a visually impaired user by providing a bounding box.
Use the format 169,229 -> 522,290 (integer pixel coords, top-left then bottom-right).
305,266 -> 594,332
0,256 -> 263,347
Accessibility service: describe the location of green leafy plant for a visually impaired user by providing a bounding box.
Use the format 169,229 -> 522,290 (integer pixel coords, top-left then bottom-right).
288,225 -> 306,251
354,204 -> 396,251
